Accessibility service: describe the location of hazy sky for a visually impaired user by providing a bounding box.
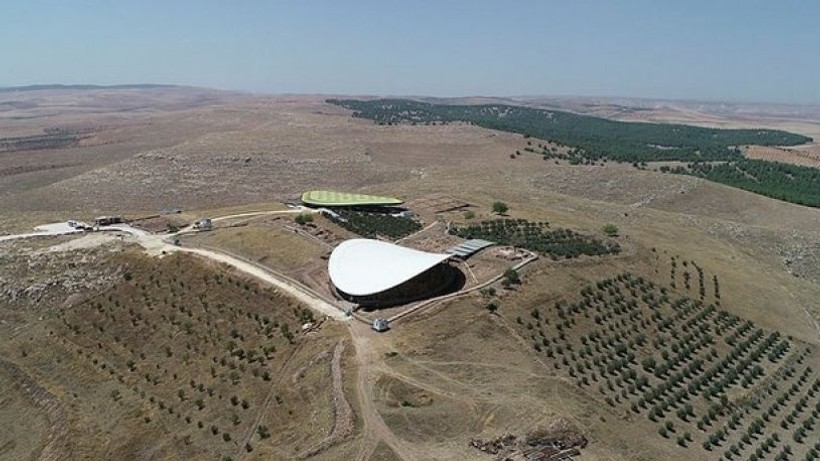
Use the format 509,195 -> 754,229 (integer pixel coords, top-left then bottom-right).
2,1 -> 819,103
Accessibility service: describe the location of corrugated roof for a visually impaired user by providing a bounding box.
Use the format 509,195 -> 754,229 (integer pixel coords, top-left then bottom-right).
446,239 -> 495,258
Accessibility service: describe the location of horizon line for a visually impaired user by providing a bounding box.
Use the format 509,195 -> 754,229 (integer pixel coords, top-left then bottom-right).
2,82 -> 819,108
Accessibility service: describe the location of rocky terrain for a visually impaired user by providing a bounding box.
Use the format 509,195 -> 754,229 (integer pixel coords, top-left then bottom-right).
0,236 -> 124,312
0,88 -> 818,461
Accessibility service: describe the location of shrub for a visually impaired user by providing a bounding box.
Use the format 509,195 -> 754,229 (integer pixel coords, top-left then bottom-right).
491,201 -> 509,214
257,425 -> 271,439
603,223 -> 619,237
294,213 -> 314,225
503,268 -> 521,285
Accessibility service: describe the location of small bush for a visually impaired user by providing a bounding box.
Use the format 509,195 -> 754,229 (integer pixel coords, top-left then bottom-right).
491,201 -> 509,214
603,223 -> 619,237
294,214 -> 314,225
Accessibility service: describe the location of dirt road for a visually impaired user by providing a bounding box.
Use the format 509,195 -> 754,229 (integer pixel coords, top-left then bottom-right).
169,241 -> 411,460
0,222 -> 81,242
1,219 -> 347,322
351,322 -> 417,461
2,217 -> 416,460
172,246 -> 346,320
211,208 -> 313,222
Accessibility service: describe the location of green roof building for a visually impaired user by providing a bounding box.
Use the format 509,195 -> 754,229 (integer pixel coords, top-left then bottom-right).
300,190 -> 403,207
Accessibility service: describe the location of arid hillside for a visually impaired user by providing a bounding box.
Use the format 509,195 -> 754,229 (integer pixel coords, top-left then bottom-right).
0,88 -> 818,461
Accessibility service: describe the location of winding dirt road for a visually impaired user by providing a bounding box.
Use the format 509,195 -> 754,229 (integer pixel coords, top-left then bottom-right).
128,227 -> 413,460
351,323 -> 416,461
1,214 -> 413,460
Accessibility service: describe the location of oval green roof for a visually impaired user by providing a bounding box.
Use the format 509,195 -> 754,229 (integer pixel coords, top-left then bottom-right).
301,190 -> 403,207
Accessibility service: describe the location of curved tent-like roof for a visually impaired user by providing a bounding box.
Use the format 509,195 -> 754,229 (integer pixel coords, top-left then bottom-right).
301,190 -> 403,207
328,239 -> 451,296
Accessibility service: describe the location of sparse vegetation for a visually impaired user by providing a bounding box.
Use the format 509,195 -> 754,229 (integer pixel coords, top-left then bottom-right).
328,99 -> 809,163
2,88 -> 819,461
329,98 -> 818,207
22,251 -> 344,460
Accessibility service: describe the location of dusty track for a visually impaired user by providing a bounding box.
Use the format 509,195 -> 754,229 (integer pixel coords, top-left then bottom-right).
297,340 -> 355,458
388,250 -> 538,324
181,245 -> 411,460
1,218 -> 417,460
352,323 -> 416,461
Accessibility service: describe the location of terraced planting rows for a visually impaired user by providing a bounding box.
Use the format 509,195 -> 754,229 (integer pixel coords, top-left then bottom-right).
516,272 -> 818,460
0,127 -> 98,153
51,252 -> 338,460
451,218 -> 620,259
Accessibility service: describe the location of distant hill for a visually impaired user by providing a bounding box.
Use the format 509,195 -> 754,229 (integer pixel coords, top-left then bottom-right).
329,98 -> 812,161
330,98 -> 819,207
0,84 -> 180,93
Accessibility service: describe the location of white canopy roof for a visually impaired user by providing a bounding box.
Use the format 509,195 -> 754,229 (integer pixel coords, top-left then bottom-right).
328,239 -> 451,296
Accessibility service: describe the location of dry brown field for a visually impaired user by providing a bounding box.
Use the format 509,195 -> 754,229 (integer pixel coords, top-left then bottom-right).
1,88 -> 818,460
744,145 -> 820,168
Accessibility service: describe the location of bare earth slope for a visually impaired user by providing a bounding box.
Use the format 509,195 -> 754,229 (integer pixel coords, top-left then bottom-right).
0,88 -> 818,460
